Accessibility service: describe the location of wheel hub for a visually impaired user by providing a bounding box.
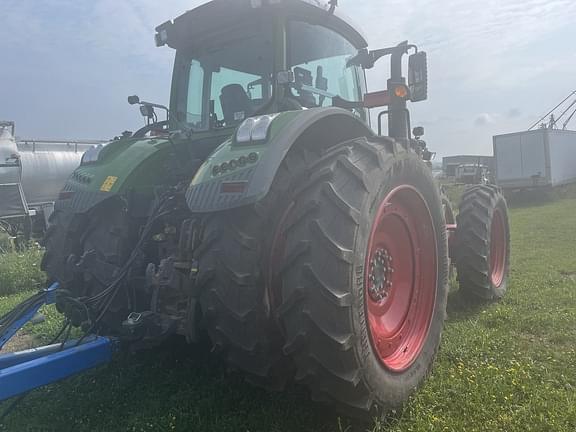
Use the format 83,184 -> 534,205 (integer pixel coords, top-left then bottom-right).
368,248 -> 394,302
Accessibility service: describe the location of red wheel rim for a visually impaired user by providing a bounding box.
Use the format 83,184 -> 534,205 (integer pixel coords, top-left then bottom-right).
365,185 -> 437,372
490,208 -> 506,287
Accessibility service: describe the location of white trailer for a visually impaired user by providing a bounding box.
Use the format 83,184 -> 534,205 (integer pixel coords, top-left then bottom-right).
493,129 -> 576,190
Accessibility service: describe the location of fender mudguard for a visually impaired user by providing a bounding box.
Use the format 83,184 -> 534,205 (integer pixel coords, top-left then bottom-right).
186,107 -> 374,213
55,137 -> 174,214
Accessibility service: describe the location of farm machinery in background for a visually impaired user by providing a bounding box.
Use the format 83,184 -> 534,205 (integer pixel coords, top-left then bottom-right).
0,121 -> 101,244
455,162 -> 491,185
1,0 -> 511,418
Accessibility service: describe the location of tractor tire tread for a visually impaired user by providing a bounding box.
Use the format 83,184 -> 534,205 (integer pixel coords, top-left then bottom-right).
456,184 -> 510,301
278,138 -> 448,414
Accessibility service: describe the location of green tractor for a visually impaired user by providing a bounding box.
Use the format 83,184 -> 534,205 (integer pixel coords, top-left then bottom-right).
42,0 -> 510,415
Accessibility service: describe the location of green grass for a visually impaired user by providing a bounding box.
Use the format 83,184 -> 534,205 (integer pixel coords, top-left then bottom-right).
1,196 -> 576,431
0,232 -> 11,254
0,246 -> 45,296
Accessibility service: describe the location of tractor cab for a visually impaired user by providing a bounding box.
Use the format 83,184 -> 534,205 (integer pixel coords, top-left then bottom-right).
156,0 -> 369,132
155,0 -> 427,141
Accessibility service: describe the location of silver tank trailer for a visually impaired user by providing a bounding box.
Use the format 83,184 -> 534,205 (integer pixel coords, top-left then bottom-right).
1,121 -> 102,231
16,141 -> 92,208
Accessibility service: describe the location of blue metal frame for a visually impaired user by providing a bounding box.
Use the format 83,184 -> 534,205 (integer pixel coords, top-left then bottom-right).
0,283 -> 115,402
0,336 -> 114,401
0,282 -> 58,350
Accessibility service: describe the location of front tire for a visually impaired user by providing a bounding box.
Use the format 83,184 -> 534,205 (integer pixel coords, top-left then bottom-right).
41,199 -> 140,329
41,209 -> 81,285
276,139 -> 449,413
455,185 -> 510,301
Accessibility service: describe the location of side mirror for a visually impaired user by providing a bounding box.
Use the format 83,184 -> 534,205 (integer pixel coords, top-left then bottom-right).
128,95 -> 140,105
408,51 -> 428,102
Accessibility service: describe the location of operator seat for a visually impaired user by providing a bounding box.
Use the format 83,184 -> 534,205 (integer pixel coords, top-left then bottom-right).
220,84 -> 252,126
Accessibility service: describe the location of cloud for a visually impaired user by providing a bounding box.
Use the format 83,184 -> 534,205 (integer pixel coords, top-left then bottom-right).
1,0 -> 575,157
474,113 -> 497,127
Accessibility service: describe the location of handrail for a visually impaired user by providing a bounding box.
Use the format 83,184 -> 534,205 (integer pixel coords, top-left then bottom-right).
16,139 -> 106,153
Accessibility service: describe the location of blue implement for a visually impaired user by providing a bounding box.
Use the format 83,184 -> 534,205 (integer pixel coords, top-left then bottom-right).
0,336 -> 114,401
0,282 -> 58,350
0,283 -> 115,402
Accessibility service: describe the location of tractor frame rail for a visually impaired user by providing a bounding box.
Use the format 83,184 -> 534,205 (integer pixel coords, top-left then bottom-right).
0,283 -> 115,402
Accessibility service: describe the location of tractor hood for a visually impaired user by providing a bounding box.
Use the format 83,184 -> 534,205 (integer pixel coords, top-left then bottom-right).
155,0 -> 367,51
56,127 -> 232,214
56,136 -> 174,213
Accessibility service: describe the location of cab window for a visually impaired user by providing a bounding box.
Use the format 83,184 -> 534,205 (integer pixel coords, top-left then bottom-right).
288,21 -> 363,112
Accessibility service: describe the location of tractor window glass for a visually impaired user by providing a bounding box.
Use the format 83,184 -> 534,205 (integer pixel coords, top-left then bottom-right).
176,21 -> 274,131
211,68 -> 264,124
186,60 -> 205,128
288,21 -> 362,109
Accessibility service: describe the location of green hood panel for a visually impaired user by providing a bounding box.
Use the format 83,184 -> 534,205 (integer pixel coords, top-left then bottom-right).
65,137 -> 173,197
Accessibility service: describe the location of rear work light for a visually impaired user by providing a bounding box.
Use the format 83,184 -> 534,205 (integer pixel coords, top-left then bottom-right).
236,114 -> 279,143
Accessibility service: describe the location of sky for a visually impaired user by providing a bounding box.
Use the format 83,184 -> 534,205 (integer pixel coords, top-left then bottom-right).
1,0 -> 575,157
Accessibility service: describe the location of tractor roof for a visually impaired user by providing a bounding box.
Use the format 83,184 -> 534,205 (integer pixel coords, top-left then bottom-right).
156,0 -> 368,50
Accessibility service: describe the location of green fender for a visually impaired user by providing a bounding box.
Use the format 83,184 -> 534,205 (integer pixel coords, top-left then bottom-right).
56,136 -> 175,213
186,107 -> 374,213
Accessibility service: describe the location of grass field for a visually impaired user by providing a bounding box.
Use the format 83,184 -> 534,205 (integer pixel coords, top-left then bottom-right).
1,192 -> 575,431
0,246 -> 45,297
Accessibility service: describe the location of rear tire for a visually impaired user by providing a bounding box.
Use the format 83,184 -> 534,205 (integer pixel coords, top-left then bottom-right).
455,185 -> 510,301
197,148 -> 311,390
276,139 -> 449,414
197,208 -> 292,390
